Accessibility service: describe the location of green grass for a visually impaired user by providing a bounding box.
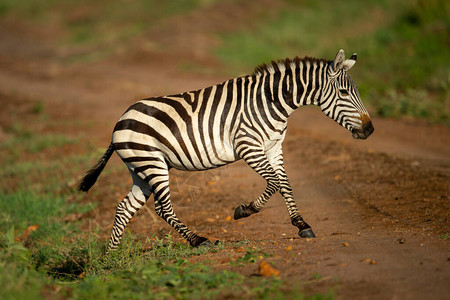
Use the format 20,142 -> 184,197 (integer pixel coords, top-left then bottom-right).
215,0 -> 449,124
1,122 -> 76,157
215,0 -> 396,73
1,226 -> 312,299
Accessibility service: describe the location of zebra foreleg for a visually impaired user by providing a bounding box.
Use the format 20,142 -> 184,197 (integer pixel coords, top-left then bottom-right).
272,158 -> 316,238
234,152 -> 280,220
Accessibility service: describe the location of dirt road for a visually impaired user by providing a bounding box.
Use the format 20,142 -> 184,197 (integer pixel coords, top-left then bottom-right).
1,17 -> 449,299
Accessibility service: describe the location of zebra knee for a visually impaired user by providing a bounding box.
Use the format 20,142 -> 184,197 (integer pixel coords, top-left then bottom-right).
271,178 -> 281,192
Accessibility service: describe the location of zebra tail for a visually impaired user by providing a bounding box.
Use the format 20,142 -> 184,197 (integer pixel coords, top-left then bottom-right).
78,143 -> 115,192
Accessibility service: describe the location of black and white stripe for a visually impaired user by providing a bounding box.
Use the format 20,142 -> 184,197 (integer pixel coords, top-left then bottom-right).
78,49 -> 373,251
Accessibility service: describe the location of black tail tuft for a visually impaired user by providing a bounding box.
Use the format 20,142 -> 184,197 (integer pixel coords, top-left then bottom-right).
78,143 -> 114,192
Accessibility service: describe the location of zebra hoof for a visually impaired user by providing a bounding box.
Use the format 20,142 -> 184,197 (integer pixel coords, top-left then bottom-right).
198,239 -> 213,247
234,204 -> 247,220
190,236 -> 211,247
299,228 -> 316,238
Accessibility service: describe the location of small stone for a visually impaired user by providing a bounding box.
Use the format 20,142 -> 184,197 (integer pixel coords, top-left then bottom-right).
411,161 -> 420,167
343,242 -> 350,247
397,238 -> 406,244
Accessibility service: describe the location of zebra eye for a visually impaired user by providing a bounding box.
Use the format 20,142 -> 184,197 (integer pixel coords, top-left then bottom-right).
339,89 -> 349,96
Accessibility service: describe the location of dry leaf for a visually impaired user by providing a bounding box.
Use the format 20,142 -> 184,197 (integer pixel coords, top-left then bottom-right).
259,261 -> 280,277
20,225 -> 39,240
361,258 -> 377,265
343,242 -> 350,247
285,245 -> 293,251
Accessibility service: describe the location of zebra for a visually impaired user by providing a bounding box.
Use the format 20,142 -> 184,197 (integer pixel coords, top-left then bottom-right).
78,49 -> 374,251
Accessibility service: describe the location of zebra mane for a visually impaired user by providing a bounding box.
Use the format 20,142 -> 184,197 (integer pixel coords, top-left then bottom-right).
251,56 -> 330,76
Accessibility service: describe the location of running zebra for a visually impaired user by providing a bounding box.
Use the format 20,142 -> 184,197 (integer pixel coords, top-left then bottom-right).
78,49 -> 374,251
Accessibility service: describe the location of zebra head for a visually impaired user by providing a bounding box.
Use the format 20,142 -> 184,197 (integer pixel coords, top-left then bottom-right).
320,49 -> 374,139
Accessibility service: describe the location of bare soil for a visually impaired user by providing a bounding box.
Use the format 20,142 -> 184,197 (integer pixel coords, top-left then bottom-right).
1,5 -> 449,299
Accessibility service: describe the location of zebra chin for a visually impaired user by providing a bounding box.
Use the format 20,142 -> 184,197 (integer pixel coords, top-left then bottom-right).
351,121 -> 374,140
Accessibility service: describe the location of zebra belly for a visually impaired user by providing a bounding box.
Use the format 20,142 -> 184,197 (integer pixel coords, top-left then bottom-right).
112,110 -> 238,171
113,129 -> 237,171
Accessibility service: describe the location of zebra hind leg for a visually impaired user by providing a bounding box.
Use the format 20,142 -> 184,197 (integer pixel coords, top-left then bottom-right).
145,167 -> 212,247
107,171 -> 151,253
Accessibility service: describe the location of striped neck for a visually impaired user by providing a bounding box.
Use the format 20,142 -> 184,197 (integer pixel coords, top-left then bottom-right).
251,57 -> 330,116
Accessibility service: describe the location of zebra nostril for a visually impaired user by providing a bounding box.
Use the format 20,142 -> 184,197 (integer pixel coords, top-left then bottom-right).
363,121 -> 374,136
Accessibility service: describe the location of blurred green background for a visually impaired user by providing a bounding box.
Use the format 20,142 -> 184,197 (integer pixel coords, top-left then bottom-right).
1,0 -> 448,123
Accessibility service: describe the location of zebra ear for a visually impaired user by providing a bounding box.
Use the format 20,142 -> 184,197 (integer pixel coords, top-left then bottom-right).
332,49 -> 346,71
341,53 -> 357,71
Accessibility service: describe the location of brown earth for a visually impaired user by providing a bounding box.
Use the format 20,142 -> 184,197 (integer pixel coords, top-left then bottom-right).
1,4 -> 449,299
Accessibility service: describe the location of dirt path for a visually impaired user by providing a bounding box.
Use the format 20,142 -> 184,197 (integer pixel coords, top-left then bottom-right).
1,10 -> 449,299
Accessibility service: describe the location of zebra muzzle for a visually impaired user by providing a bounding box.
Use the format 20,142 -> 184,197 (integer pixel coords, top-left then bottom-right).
351,121 -> 374,140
